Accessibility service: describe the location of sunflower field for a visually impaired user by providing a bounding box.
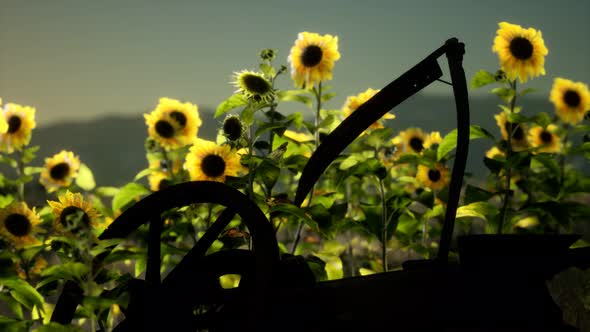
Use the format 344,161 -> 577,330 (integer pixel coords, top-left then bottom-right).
1,22 -> 589,331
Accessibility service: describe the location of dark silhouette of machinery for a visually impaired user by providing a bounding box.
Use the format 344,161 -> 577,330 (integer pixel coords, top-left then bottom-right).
51,38 -> 589,332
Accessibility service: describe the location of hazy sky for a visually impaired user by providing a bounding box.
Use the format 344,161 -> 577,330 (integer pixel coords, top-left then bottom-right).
1,0 -> 589,126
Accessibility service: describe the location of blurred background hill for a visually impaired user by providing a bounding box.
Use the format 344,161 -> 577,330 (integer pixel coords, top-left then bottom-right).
25,94 -> 574,188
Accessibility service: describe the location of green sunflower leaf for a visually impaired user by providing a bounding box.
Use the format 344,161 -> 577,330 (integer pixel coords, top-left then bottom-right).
320,92 -> 337,103
21,146 -> 40,164
364,127 -> 394,148
259,63 -> 275,78
339,155 -> 360,170
531,154 -> 561,180
464,184 -> 496,204
277,90 -> 313,107
112,182 -> 150,212
470,70 -> 496,89
40,262 -> 89,283
456,201 -> 499,221
0,317 -> 33,332
499,104 -> 522,114
23,166 -> 43,175
257,160 -> 280,192
0,293 -> 24,319
133,168 -> 153,181
437,125 -> 494,160
240,105 -> 255,126
491,87 -> 515,103
75,163 -> 96,191
505,112 -> 528,123
0,278 -> 45,311
32,322 -> 84,332
270,203 -> 319,233
95,186 -> 120,197
0,155 -> 17,167
255,122 -> 289,138
531,112 -> 552,127
0,195 -> 14,208
215,94 -> 248,118
518,87 -> 537,97
483,156 -> 505,174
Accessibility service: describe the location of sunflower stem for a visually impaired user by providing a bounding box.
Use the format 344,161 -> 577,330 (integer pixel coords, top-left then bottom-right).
291,82 -> 322,255
498,80 -> 517,234
378,177 -> 388,272
15,149 -> 25,201
247,122 -> 255,200
559,123 -> 570,187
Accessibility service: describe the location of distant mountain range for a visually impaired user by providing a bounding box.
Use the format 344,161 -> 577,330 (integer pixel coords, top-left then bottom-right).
25,95 -> 574,188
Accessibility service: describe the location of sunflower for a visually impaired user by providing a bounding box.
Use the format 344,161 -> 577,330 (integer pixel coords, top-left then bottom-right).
495,112 -> 528,151
549,78 -> 590,125
145,98 -> 201,150
342,88 -> 395,131
222,115 -> 245,142
377,144 -> 402,168
48,191 -> 101,235
288,31 -> 341,89
492,22 -> 548,83
486,146 -> 505,159
148,171 -> 172,192
0,202 -> 42,248
39,150 -> 81,193
427,131 -> 442,149
184,139 -> 242,182
16,256 -> 48,279
0,98 -> 7,134
0,102 -> 36,153
232,70 -> 275,103
527,124 -> 561,153
399,128 -> 429,154
416,163 -> 450,191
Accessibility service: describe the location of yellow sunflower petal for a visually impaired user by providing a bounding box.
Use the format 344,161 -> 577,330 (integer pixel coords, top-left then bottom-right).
416,163 -> 450,191
527,126 -> 562,153
549,78 -> 590,125
48,191 -> 101,235
492,22 -> 548,83
0,202 -> 42,248
184,139 -> 242,182
145,98 -> 201,150
288,32 -> 341,89
0,103 -> 36,153
39,150 -> 81,193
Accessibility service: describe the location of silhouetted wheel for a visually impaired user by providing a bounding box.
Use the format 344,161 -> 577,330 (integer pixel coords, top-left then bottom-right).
52,181 -> 280,332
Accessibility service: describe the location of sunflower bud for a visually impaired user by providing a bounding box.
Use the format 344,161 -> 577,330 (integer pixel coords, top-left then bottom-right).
259,49 -> 276,61
222,115 -> 244,142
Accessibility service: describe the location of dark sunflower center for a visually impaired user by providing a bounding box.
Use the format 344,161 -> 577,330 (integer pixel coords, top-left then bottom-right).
505,122 -> 524,140
540,130 -> 552,143
4,213 -> 31,237
242,74 -> 271,95
7,116 -> 22,134
50,163 -> 70,180
300,45 -> 323,67
409,137 -> 424,153
170,111 -> 187,128
563,90 -> 581,108
380,147 -> 393,159
158,178 -> 171,191
509,37 -> 534,60
427,169 -> 441,182
201,154 -> 226,178
59,206 -> 90,231
155,120 -> 175,138
223,117 -> 243,141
